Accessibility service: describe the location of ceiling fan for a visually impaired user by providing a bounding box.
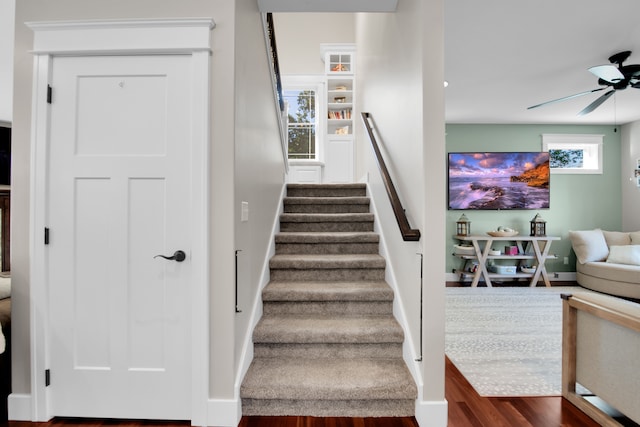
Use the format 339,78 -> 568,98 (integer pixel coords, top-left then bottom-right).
528,51 -> 640,116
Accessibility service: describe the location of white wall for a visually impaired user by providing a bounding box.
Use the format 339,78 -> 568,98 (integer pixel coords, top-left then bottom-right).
356,0 -> 447,425
0,0 -> 15,124
233,0 -> 289,385
273,13 -> 355,75
621,121 -> 640,231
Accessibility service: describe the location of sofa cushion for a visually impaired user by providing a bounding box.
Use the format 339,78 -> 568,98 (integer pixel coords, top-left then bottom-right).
0,278 -> 9,300
603,230 -> 632,247
569,229 -> 609,264
578,261 -> 640,284
631,231 -> 640,245
606,245 -> 640,266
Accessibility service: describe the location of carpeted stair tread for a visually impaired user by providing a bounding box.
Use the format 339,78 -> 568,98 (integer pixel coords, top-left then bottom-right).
262,280 -> 393,302
284,196 -> 370,205
253,314 -> 404,344
286,183 -> 367,198
252,342 -> 403,359
240,357 -> 417,401
275,232 -> 379,255
275,231 -> 379,243
280,213 -> 374,222
269,253 -> 385,269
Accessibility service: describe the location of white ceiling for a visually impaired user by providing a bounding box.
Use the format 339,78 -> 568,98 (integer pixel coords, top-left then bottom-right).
445,0 -> 640,125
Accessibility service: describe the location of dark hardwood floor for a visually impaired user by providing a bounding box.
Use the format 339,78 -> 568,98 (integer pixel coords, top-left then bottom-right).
444,357 -> 599,427
0,356 -> 603,427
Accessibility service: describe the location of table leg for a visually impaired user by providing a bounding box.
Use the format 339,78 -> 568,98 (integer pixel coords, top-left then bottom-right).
473,238 -> 493,287
530,239 -> 553,287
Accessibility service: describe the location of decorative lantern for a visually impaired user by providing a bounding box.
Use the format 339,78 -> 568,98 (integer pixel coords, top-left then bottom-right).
456,214 -> 471,236
530,213 -> 546,236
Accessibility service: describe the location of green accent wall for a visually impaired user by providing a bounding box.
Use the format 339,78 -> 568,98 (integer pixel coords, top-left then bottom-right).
445,124 -> 622,276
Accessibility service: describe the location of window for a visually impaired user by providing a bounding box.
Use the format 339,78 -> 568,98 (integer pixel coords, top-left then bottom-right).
284,89 -> 317,160
542,134 -> 604,174
282,76 -> 324,162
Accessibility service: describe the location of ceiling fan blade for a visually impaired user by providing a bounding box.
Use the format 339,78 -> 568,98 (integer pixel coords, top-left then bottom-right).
527,88 -> 606,110
577,90 -> 615,116
588,65 -> 624,83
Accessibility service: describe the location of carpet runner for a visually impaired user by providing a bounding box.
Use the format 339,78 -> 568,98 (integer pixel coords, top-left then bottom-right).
240,183 -> 417,417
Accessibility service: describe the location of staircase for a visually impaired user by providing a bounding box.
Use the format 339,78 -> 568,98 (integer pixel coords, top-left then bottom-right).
240,183 -> 417,417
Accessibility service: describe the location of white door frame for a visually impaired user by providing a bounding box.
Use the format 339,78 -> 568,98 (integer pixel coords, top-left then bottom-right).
23,19 -> 214,424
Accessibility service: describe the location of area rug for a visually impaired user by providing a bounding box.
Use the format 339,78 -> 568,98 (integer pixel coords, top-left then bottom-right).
445,286 -> 591,397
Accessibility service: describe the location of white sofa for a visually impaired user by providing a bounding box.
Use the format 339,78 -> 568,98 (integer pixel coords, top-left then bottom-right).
568,229 -> 640,299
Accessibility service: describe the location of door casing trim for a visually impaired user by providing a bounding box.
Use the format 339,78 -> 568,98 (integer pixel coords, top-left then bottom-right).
22,18 -> 214,424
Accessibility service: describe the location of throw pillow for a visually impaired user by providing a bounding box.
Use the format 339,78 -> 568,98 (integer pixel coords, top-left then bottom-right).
568,229 -> 609,264
630,231 -> 640,245
606,245 -> 640,266
0,278 -> 9,300
603,230 -> 631,247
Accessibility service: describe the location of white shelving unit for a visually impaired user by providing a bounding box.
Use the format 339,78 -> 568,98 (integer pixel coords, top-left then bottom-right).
327,78 -> 353,135
321,44 -> 355,183
453,235 -> 560,287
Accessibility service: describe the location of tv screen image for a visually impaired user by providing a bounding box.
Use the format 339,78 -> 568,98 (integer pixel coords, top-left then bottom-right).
448,152 -> 550,210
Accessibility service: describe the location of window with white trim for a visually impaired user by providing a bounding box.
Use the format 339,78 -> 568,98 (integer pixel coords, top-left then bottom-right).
283,77 -> 324,162
542,134 -> 604,174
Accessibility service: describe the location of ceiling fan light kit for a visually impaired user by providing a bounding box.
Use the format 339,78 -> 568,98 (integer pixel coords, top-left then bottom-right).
528,50 -> 640,115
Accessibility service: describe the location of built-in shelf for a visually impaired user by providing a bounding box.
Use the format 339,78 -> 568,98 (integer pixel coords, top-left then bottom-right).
322,45 -> 355,183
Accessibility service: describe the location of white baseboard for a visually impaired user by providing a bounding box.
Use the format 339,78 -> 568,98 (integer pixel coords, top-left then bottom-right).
7,392 -> 242,425
207,398 -> 241,427
445,271 -> 577,283
415,399 -> 448,427
8,393 -> 33,421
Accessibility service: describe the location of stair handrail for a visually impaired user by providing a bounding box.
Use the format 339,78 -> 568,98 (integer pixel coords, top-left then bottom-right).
361,112 -> 421,242
261,12 -> 289,171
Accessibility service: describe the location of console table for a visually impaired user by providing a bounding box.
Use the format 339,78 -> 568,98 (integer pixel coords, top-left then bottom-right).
454,234 -> 560,287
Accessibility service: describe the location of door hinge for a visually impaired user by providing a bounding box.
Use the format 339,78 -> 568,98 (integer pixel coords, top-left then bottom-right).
44,227 -> 50,245
45,369 -> 51,387
47,85 -> 52,104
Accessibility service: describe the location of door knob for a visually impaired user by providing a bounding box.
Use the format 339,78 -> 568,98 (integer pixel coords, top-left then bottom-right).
154,250 -> 186,262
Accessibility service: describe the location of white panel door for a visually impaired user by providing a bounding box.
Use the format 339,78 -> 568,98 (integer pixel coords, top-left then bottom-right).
47,55 -> 192,419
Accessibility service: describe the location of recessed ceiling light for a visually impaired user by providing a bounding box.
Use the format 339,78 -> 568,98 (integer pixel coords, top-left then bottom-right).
444,81 -> 449,88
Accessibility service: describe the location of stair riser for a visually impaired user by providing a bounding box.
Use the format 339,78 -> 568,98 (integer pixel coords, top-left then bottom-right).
241,398 -> 415,417
280,222 -> 373,232
252,343 -> 403,359
269,268 -> 385,282
275,242 -> 379,255
283,204 -> 370,214
262,301 -> 393,316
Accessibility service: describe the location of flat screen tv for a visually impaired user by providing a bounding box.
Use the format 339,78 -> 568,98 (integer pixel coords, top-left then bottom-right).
448,152 -> 550,210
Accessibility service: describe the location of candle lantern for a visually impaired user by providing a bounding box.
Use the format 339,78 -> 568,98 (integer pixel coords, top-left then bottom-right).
456,214 -> 471,236
530,213 -> 546,236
